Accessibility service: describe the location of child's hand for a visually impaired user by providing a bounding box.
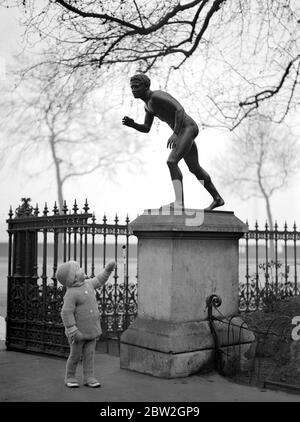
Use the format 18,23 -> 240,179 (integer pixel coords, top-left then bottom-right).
74,331 -> 86,342
105,261 -> 116,272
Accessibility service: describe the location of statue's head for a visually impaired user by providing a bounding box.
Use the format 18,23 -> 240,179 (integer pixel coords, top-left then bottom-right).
130,73 -> 150,98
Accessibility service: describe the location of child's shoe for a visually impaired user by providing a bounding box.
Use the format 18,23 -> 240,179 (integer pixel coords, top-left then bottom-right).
84,377 -> 101,388
65,377 -> 80,388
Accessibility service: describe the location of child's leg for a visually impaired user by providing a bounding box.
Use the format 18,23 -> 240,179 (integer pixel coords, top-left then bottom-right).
65,339 -> 84,386
82,339 -> 100,387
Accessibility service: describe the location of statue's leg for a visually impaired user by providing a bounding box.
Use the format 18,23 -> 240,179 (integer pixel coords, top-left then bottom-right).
166,129 -> 194,208
184,142 -> 224,210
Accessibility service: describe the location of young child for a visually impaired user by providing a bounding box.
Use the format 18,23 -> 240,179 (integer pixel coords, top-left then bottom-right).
56,259 -> 116,388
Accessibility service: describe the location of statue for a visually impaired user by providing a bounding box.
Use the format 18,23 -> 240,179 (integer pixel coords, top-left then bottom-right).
122,74 -> 224,211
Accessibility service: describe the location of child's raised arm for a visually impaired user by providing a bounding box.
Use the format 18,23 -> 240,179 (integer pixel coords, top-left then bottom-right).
90,261 -> 116,289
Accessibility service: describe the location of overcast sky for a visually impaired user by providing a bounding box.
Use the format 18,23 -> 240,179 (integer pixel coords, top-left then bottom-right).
0,6 -> 299,243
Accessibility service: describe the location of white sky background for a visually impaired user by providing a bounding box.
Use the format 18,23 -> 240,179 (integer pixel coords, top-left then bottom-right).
0,7 -> 299,242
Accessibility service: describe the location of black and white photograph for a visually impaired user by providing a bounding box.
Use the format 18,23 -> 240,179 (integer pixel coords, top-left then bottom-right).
0,0 -> 300,409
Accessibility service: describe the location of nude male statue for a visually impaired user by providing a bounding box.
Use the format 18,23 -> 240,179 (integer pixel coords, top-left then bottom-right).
122,73 -> 224,211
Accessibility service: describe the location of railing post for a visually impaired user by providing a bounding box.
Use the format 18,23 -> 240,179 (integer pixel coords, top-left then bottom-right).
6,198 -> 38,350
274,221 -> 278,297
12,198 -> 38,279
294,222 -> 298,296
245,220 -> 250,311
124,215 -> 130,330
255,221 -> 259,309
265,221 -> 269,302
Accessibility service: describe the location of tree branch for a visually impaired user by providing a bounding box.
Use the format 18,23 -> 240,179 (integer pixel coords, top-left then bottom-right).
133,0 -> 145,29
239,54 -> 300,108
55,0 -> 142,31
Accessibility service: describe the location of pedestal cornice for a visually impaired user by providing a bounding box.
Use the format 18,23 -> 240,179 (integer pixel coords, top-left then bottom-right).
129,209 -> 248,239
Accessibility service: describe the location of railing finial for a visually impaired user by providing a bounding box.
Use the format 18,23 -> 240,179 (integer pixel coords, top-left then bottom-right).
34,203 -> 39,217
8,205 -> 13,219
53,201 -> 59,215
15,198 -> 33,218
62,200 -> 68,215
83,198 -> 90,213
73,199 -> 79,214
43,202 -> 49,216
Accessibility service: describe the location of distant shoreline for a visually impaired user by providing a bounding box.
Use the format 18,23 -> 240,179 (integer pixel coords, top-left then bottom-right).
0,242 -> 299,260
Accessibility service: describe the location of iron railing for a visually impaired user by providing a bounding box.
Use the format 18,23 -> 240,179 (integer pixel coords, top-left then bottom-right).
207,293 -> 300,392
239,221 -> 300,311
6,198 -> 137,357
5,199 -> 300,357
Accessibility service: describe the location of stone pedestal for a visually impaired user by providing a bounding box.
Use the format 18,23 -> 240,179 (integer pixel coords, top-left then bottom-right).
120,209 -> 253,378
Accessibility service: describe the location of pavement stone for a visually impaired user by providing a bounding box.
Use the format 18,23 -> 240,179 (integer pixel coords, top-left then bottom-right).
1,341 -> 300,404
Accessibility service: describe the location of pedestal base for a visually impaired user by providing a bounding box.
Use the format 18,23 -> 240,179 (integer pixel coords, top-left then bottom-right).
121,343 -> 213,378
120,317 -> 254,378
120,209 -> 250,378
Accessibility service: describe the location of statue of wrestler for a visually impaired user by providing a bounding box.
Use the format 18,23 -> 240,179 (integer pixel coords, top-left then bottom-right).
122,73 -> 224,211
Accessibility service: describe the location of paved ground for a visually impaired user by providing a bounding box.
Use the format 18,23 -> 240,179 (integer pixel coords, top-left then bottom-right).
1,341 -> 300,404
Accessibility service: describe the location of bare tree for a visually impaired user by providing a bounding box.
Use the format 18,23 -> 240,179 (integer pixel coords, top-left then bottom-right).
0,60 -> 143,210
212,118 -> 300,231
1,0 -> 299,127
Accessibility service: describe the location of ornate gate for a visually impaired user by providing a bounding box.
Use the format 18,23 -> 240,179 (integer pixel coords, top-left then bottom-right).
6,198 -> 138,357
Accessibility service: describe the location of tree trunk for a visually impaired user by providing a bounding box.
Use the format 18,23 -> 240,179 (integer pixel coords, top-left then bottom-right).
264,194 -> 275,261
265,195 -> 274,232
48,135 -> 64,211
257,159 -> 275,260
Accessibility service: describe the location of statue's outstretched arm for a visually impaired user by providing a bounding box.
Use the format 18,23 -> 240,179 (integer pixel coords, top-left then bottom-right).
122,111 -> 154,133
